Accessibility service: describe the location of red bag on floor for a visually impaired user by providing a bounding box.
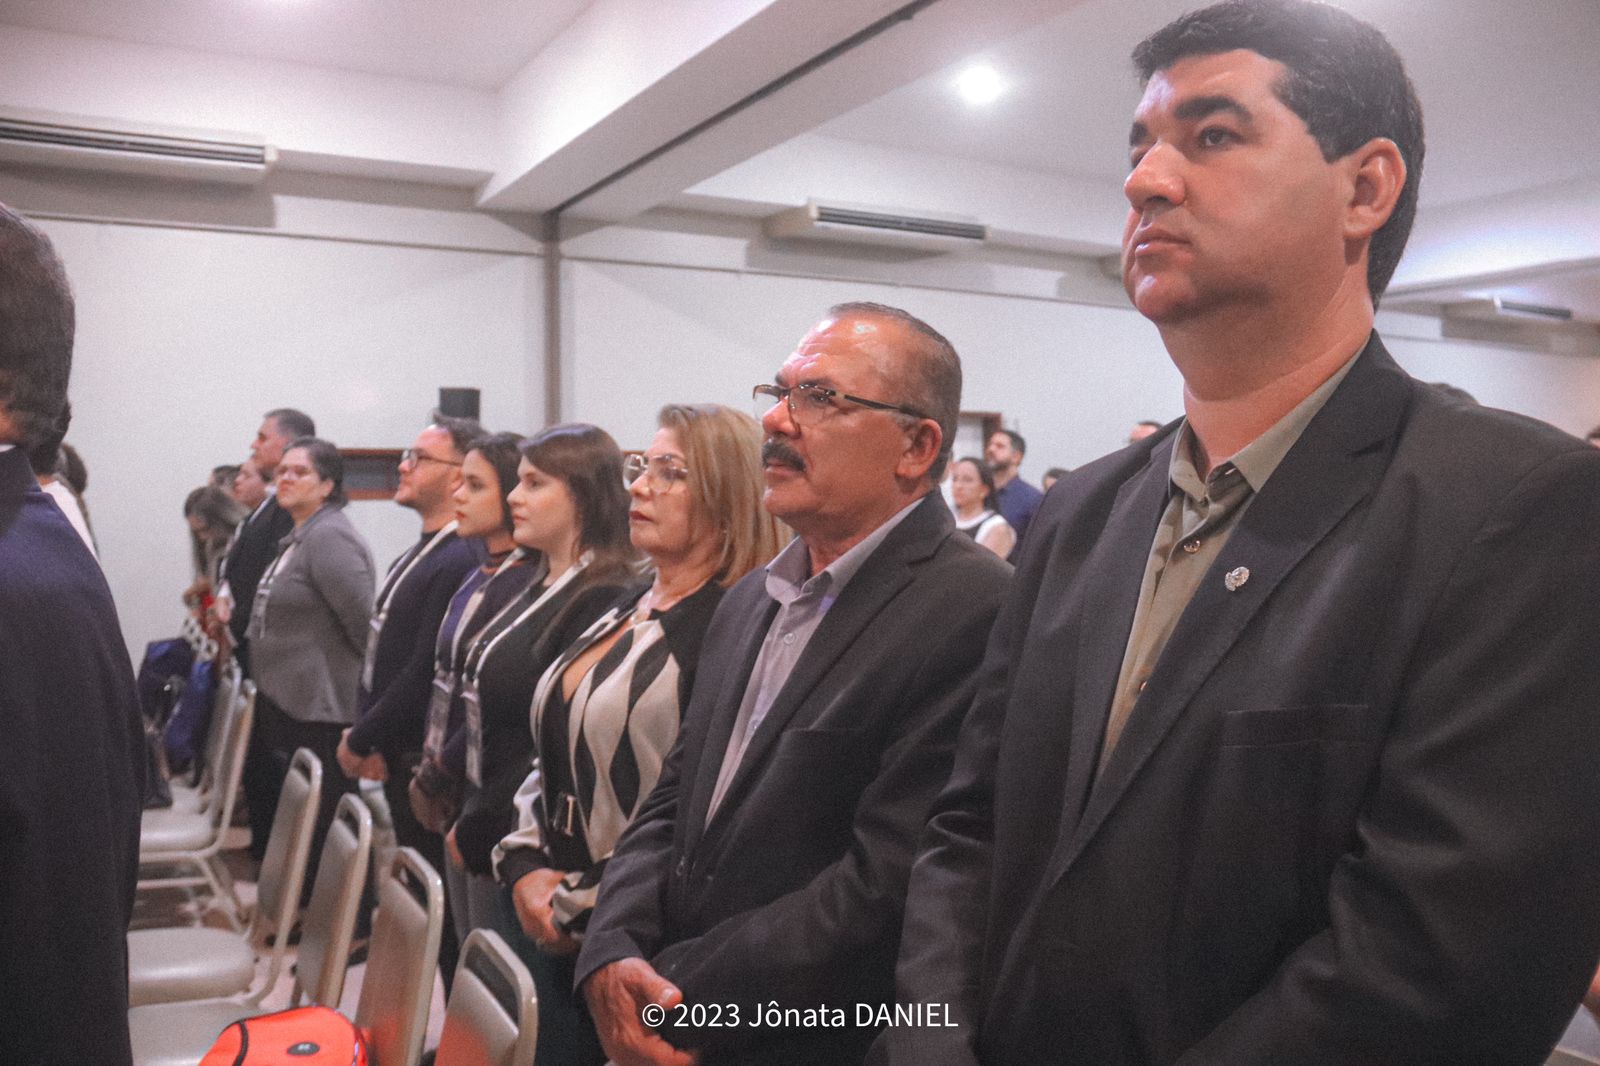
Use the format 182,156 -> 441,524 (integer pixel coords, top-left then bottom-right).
198,1006 -> 369,1066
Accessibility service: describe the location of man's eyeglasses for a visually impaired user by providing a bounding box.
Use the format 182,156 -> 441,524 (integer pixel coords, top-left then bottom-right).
624,453 -> 690,491
400,448 -> 463,469
752,382 -> 929,427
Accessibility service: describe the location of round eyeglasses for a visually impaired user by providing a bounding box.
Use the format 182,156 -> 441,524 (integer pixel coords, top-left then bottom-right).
625,453 -> 690,490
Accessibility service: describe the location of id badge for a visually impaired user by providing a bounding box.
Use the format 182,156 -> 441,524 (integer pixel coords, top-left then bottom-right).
245,590 -> 268,641
423,670 -> 453,759
463,683 -> 484,788
361,611 -> 386,691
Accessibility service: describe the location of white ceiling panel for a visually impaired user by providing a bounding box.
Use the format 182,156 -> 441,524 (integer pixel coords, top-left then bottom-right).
817,0 -> 1600,210
0,0 -> 591,89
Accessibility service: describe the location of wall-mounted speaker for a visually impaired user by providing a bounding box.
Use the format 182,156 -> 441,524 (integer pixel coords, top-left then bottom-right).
437,387 -> 480,421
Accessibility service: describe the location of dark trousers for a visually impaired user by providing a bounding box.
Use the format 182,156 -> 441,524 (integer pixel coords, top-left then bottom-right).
380,749 -> 460,990
243,692 -> 355,903
498,887 -> 606,1066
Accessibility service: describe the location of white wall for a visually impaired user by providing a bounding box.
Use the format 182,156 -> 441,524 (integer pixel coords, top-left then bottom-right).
563,255 -> 1183,473
21,198 -> 1600,661
34,217 -> 541,658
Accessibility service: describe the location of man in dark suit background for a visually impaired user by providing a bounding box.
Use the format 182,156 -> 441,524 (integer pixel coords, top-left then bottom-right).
338,415 -> 481,979
578,302 -> 1010,1065
0,202 -> 145,1064
213,405 -> 314,860
213,405 -> 313,667
884,2 -> 1600,1064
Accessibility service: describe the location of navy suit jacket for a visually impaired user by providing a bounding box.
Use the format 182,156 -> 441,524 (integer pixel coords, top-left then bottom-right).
0,447 -> 144,1065
883,335 -> 1600,1065
578,492 -> 1010,1065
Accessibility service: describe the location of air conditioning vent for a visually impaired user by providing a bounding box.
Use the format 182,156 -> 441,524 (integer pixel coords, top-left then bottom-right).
766,201 -> 987,251
0,108 -> 275,184
1443,296 -> 1577,324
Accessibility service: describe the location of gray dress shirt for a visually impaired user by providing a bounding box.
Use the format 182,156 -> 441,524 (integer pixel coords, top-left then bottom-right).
706,498 -> 921,819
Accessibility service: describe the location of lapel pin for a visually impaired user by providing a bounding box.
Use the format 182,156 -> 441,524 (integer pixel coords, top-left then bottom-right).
1224,566 -> 1250,592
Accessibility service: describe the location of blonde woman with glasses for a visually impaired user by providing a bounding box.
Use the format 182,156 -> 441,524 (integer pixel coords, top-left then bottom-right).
494,404 -> 785,1066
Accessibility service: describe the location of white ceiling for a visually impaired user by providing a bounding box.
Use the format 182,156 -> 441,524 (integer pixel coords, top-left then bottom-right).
0,0 -> 1595,320
0,0 -> 590,89
819,0 -> 1600,211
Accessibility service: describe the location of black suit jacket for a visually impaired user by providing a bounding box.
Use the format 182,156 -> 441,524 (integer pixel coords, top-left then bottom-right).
0,447 -> 144,1065
220,493 -> 294,649
577,492 -> 1010,1064
883,335 -> 1600,1065
347,529 -> 479,761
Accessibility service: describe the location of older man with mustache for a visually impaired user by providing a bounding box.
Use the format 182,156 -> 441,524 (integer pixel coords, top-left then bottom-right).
575,302 -> 1010,1066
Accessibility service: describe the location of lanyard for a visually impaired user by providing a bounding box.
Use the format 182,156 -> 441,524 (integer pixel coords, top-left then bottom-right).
460,554 -> 590,787
422,548 -> 529,762
462,553 -> 590,691
245,540 -> 297,640
362,521 -> 459,690
438,548 -> 528,675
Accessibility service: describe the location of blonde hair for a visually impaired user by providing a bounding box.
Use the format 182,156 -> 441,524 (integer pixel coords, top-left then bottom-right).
658,404 -> 787,587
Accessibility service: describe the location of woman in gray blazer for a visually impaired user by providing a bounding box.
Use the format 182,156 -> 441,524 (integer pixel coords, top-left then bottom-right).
247,436 -> 375,888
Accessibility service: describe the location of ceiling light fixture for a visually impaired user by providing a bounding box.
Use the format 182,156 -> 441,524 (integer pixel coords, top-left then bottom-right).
955,64 -> 1005,107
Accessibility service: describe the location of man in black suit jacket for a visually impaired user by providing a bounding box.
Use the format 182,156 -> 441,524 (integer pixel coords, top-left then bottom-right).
0,203 -> 145,1064
884,4 -> 1600,1064
578,302 -> 1010,1065
216,406 -> 310,859
214,407 -> 313,664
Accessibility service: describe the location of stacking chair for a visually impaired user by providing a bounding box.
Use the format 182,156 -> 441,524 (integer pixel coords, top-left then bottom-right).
354,847 -> 446,1066
137,679 -> 256,923
128,792 -> 373,1066
129,748 -> 320,1008
434,929 -> 538,1066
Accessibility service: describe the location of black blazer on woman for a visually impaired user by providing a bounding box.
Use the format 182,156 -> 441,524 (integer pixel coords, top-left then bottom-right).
447,566 -> 632,875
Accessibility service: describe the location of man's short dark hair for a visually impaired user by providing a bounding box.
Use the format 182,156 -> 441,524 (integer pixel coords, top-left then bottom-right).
994,428 -> 1026,456
265,407 -> 316,441
1587,424 -> 1600,443
0,204 -> 73,447
429,412 -> 486,457
1133,0 -> 1424,302
827,301 -> 962,483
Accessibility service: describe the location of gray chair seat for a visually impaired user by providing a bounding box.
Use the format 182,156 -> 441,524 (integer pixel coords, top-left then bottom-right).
139,807 -> 215,854
128,998 -> 255,1066
127,927 -> 256,1007
165,783 -> 206,814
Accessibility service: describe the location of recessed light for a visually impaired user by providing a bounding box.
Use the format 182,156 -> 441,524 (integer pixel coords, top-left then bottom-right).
955,64 -> 1005,107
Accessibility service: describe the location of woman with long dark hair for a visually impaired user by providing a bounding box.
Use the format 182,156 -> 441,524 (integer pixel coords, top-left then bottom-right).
439,423 -> 638,946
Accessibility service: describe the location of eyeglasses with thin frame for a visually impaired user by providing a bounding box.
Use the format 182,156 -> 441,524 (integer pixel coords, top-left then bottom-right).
752,382 -> 929,427
624,453 -> 691,491
400,448 -> 463,469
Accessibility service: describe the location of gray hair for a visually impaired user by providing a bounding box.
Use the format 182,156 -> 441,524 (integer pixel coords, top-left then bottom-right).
826,301 -> 961,483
